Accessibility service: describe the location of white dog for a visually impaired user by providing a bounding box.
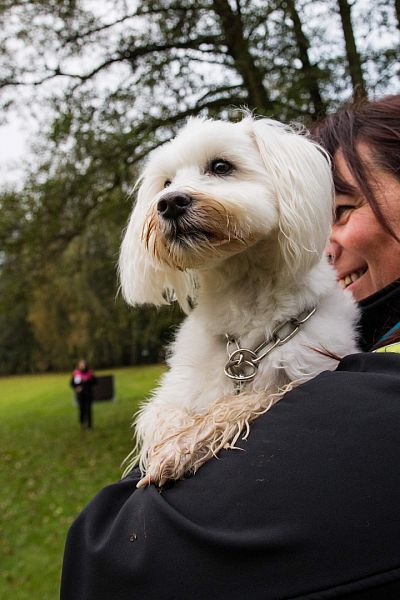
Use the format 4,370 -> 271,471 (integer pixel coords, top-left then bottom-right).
119,115 -> 359,487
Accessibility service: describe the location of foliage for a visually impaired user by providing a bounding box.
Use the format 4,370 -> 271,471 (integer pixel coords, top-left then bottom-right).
0,364 -> 165,599
0,0 -> 398,373
0,122 -> 183,373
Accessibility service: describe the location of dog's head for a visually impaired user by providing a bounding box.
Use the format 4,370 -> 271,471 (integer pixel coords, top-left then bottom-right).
119,116 -> 333,311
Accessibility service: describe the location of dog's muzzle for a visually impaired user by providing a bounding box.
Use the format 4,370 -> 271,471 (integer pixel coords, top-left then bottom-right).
157,192 -> 193,220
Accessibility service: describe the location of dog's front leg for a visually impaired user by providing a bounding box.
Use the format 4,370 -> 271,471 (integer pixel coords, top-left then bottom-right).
136,412 -> 216,488
134,399 -> 196,476
137,389 -> 281,488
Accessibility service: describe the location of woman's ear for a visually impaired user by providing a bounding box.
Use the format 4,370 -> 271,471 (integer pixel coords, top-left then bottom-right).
248,117 -> 333,274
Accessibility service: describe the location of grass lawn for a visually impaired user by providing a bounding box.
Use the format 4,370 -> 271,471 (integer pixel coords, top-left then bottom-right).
0,364 -> 165,600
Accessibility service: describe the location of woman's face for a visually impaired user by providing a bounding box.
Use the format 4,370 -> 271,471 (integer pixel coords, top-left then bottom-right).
326,146 -> 400,301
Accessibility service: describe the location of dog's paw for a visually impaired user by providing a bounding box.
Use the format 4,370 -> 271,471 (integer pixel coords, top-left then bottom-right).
136,414 -> 217,487
136,439 -> 193,488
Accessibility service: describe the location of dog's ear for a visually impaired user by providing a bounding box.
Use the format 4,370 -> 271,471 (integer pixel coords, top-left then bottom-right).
119,179 -> 196,313
248,118 -> 333,274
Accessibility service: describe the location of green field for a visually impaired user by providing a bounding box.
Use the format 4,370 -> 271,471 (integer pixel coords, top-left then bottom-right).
0,365 -> 165,600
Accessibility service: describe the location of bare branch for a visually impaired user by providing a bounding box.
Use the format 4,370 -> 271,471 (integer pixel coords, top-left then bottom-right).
63,1 -> 213,44
121,34 -> 225,61
0,57 -> 124,90
196,84 -> 245,104
63,14 -> 138,43
1,33 -> 226,91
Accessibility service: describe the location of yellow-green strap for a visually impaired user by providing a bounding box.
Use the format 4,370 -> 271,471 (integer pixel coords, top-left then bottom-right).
373,342 -> 400,354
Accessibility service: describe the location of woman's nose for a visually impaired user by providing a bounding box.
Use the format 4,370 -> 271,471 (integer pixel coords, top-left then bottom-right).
325,240 -> 341,265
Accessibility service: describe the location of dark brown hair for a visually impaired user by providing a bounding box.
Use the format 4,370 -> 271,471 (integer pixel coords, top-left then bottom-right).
311,95 -> 400,238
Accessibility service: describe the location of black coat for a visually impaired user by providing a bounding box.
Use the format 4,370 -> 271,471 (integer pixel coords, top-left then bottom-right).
61,281 -> 400,599
70,370 -> 97,402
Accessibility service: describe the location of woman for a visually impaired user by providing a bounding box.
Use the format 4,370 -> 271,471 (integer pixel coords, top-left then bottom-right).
316,94 -> 400,352
61,96 -> 400,599
70,360 -> 97,429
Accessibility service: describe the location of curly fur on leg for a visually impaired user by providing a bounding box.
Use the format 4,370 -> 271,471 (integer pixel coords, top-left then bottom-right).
137,380 -> 304,487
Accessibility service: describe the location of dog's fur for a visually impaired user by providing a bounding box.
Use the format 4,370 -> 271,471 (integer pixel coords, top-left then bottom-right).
119,116 -> 359,487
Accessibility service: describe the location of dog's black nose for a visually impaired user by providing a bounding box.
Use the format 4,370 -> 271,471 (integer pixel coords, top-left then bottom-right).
157,192 -> 192,219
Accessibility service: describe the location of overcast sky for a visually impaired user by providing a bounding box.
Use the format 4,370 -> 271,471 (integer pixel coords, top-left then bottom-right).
0,116 -> 28,188
0,122 -> 23,161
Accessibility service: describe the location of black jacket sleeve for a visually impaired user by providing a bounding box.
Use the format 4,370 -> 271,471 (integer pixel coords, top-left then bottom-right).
61,353 -> 400,600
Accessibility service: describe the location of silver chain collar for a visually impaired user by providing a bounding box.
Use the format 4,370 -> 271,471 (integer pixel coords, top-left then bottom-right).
224,307 -> 317,393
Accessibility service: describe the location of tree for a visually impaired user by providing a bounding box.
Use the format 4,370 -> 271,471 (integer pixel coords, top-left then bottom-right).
0,0 -> 398,373
396,0 -> 400,29
2,2 -> 398,162
282,0 -> 327,116
337,0 -> 367,100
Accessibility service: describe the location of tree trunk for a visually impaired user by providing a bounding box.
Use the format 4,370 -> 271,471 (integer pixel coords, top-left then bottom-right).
337,0 -> 367,100
212,0 -> 274,113
395,0 -> 400,31
283,0 -> 326,118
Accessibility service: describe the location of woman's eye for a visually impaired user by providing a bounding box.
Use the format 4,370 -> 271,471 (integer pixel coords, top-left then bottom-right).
335,205 -> 353,223
209,159 -> 234,176
164,180 -> 171,188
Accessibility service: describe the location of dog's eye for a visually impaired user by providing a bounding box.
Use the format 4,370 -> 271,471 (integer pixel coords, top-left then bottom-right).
164,180 -> 171,188
209,159 -> 234,176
